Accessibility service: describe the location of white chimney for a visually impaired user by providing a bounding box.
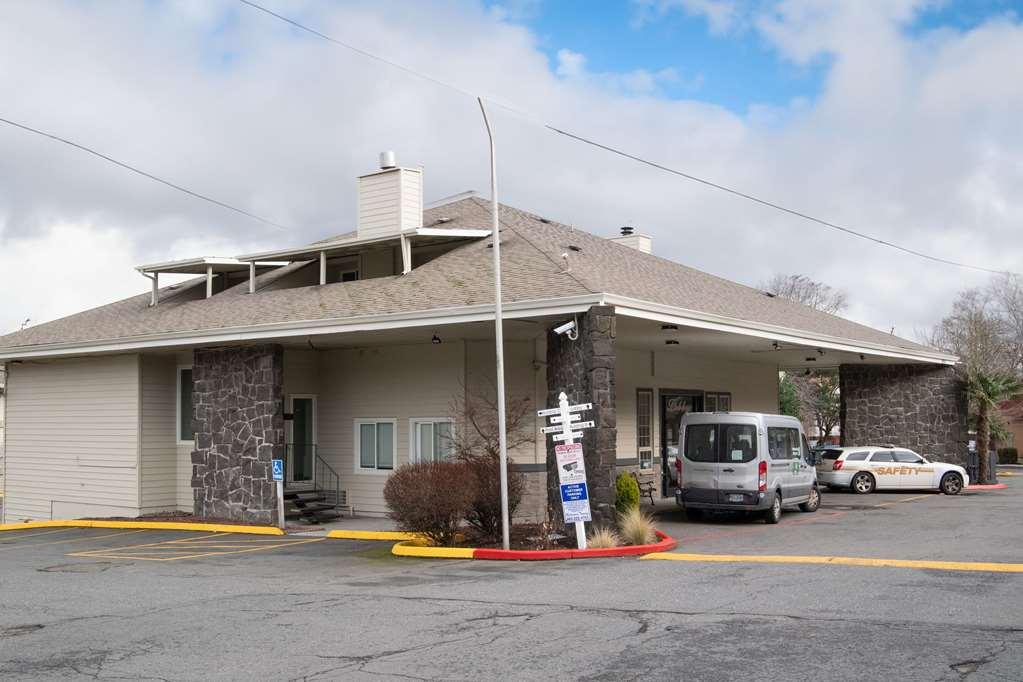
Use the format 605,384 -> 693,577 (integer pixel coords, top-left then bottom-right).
609,225 -> 652,254
357,151 -> 423,240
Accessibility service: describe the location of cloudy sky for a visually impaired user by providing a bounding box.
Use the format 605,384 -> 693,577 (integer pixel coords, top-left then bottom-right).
1,0 -> 1021,339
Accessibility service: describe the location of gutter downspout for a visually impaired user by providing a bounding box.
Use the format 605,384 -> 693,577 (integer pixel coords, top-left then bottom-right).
139,270 -> 158,307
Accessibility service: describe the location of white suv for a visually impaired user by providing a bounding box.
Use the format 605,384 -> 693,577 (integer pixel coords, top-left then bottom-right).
816,446 -> 968,495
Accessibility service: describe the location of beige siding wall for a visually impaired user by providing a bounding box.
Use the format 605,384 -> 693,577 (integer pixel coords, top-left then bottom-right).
139,355 -> 180,513
4,354 -> 141,521
616,347 -> 778,471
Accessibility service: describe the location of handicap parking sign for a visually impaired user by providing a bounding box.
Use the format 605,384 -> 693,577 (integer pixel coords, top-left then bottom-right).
271,459 -> 284,482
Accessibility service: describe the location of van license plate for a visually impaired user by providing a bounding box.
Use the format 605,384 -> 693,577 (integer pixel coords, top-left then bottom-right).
727,494 -> 744,503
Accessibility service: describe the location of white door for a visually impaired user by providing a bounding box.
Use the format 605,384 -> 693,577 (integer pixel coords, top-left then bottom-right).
892,450 -> 928,488
867,450 -> 897,489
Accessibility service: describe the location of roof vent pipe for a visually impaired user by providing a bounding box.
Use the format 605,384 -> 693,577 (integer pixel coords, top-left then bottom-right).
620,226 -> 635,236
379,150 -> 397,169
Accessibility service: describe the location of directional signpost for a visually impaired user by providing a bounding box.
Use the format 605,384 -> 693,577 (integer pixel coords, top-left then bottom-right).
539,392 -> 594,549
272,459 -> 285,530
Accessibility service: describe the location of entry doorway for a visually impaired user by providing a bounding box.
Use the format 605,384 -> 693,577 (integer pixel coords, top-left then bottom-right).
660,391 -> 704,496
287,395 -> 317,488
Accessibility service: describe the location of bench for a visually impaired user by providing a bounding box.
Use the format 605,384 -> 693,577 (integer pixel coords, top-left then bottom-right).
630,471 -> 657,506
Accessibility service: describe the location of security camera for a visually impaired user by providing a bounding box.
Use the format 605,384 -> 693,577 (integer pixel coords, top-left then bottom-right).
553,320 -> 577,336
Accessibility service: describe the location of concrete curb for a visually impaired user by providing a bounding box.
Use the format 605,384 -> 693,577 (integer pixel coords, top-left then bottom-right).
326,530 -> 420,541
0,520 -> 284,535
390,530 -> 678,561
966,483 -> 1009,490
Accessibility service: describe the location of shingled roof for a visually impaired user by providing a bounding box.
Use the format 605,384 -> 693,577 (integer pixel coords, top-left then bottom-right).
0,196 -> 944,359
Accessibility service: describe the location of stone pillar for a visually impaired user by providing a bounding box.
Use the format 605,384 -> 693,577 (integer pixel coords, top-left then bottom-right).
545,305 -> 617,527
191,344 -> 284,523
839,363 -> 967,465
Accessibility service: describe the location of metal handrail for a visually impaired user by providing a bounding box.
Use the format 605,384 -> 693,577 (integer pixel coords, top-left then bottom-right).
285,443 -> 342,510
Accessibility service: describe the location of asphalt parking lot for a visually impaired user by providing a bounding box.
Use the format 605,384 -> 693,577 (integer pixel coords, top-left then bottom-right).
0,480 -> 1020,680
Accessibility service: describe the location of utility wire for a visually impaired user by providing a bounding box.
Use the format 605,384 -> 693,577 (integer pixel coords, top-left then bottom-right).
0,116 -> 289,231
239,0 -> 1018,278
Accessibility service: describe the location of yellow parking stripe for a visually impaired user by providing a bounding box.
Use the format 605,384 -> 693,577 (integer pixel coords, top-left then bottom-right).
874,494 -> 934,508
0,529 -> 146,551
68,532 -> 230,557
641,552 -> 1023,573
0,528 -> 77,542
68,534 -> 325,562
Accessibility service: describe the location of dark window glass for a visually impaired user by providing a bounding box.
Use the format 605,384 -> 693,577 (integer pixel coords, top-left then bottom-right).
684,424 -> 717,463
822,450 -> 843,460
179,368 -> 194,441
722,424 -> 757,463
767,427 -> 795,460
893,450 -> 923,463
871,451 -> 894,462
846,451 -> 869,461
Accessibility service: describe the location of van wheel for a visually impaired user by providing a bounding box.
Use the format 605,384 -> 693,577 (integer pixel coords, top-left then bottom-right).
940,472 -> 964,495
851,472 -> 875,494
799,485 -> 821,512
684,508 -> 703,521
764,493 -> 782,524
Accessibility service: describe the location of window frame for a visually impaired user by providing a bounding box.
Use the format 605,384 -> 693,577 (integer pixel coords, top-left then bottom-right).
354,418 -> 397,474
767,426 -> 800,461
409,417 -> 456,463
636,388 -> 654,470
176,365 -> 194,444
703,391 -> 732,412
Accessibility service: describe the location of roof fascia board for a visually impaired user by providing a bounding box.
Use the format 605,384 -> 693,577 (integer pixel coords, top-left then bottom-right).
0,294 -> 602,361
412,228 -> 490,238
604,294 -> 957,365
237,228 -> 491,262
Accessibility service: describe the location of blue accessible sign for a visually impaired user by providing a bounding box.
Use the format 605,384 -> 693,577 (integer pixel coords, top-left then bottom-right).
271,459 -> 284,482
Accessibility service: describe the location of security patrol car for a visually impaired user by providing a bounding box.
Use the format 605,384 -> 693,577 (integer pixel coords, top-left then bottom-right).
816,446 -> 968,495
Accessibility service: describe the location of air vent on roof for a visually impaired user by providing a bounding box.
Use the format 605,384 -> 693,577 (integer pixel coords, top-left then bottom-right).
608,227 -> 652,254
567,245 -> 582,252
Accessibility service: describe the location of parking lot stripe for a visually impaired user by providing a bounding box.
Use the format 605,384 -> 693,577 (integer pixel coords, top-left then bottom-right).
641,552 -> 1023,573
0,528 -> 146,551
67,534 -> 325,562
873,494 -> 934,508
0,528 -> 77,542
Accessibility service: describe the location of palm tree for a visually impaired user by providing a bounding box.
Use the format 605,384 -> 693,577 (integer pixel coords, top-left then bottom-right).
967,371 -> 1023,484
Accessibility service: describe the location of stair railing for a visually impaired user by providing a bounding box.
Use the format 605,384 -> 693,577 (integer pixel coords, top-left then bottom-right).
314,451 -> 342,511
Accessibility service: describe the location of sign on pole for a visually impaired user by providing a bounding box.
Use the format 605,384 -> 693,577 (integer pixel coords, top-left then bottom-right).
539,392 -> 595,549
272,459 -> 285,530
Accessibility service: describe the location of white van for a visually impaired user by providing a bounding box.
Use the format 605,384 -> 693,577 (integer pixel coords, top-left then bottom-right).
675,412 -> 820,523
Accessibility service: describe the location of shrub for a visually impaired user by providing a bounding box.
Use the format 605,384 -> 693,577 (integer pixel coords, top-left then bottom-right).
587,526 -> 621,549
383,461 -> 477,546
457,452 -> 525,542
998,447 -> 1019,464
615,472 -> 640,514
618,506 -> 656,546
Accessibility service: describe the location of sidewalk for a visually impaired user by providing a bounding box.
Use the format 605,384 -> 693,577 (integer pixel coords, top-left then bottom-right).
287,515 -> 399,536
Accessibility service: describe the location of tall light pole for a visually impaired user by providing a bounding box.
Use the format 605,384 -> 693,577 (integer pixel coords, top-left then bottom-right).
478,97 -> 511,551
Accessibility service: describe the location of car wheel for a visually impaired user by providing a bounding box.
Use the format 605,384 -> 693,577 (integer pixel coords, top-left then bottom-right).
940,472 -> 964,495
851,472 -> 875,494
799,485 -> 821,512
764,493 -> 782,524
684,508 -> 703,521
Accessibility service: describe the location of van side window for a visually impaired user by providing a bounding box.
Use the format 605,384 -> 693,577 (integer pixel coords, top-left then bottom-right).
722,424 -> 757,463
767,427 -> 800,460
684,424 -> 717,463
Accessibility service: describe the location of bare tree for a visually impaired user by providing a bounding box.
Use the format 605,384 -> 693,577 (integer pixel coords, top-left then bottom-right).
789,370 -> 841,445
989,274 -> 1023,373
761,274 -> 849,315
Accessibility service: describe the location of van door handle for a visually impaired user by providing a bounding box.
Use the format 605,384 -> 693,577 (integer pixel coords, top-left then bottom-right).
722,468 -> 735,473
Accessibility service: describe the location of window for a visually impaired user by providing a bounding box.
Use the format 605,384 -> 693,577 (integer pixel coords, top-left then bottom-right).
411,419 -> 454,462
893,450 -> 924,464
846,451 -> 870,462
722,424 -> 757,463
767,427 -> 801,460
704,392 -> 731,412
684,423 -> 757,463
356,419 -> 395,471
326,256 -> 360,283
870,451 -> 894,462
177,367 -> 194,442
636,389 -> 653,469
821,449 -> 844,461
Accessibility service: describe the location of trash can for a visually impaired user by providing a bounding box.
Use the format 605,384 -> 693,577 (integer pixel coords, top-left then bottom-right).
966,450 -> 998,485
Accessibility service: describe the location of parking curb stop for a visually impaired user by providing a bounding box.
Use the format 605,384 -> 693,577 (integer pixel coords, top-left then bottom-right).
389,530 -> 677,561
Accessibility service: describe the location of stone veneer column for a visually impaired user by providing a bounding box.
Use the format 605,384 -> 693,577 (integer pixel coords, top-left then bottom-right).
191,344 -> 284,523
545,305 -> 617,526
839,363 -> 967,465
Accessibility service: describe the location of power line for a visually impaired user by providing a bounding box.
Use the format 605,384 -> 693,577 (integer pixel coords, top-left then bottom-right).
238,0 -> 1018,278
0,116 -> 289,231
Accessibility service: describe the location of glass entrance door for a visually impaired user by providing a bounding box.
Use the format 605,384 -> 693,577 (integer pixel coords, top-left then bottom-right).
660,392 -> 704,496
288,396 -> 316,487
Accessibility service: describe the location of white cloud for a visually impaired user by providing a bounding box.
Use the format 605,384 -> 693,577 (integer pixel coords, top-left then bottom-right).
0,0 -> 1021,340
632,0 -> 739,34
556,48 -> 587,77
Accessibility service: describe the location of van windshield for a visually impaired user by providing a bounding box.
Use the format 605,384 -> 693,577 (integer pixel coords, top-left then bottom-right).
684,423 -> 757,464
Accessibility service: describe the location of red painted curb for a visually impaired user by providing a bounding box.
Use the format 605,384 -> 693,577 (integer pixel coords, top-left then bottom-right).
471,530 -> 677,561
966,483 -> 1009,490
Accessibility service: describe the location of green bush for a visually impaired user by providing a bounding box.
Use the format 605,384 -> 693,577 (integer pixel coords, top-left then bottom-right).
615,472 -> 640,514
998,447 -> 1019,464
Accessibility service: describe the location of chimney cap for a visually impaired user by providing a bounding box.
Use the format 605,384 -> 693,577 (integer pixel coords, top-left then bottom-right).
379,151 -> 397,169
620,225 -> 635,236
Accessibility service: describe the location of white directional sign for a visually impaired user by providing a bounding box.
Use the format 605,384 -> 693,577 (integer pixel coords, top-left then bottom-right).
539,392 -> 595,548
